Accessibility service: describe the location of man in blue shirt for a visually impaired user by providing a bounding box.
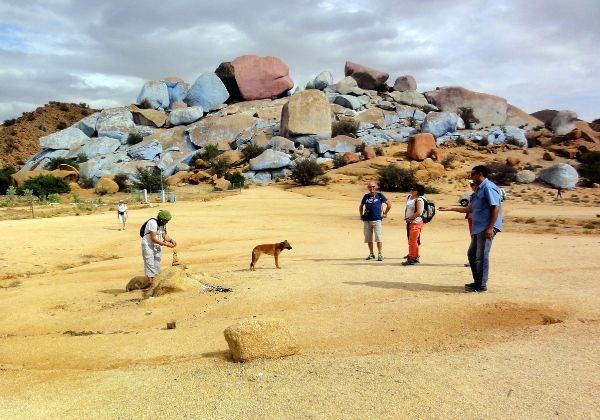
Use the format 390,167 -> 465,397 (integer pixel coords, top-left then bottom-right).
440,165 -> 503,292
359,181 -> 391,261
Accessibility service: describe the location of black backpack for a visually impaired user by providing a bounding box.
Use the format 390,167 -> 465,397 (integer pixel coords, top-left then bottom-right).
139,218 -> 167,238
420,197 -> 436,224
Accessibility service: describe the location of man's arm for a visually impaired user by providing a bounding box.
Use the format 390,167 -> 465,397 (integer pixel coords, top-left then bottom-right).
439,204 -> 471,213
359,203 -> 364,218
485,205 -> 499,238
383,200 -> 391,218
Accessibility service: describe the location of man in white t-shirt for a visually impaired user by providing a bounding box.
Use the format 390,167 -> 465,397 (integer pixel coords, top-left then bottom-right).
141,210 -> 177,285
117,200 -> 128,231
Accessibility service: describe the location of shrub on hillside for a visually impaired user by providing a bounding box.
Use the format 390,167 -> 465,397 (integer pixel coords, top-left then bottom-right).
193,144 -> 222,162
377,164 -> 416,192
290,158 -> 326,186
227,171 -> 245,188
210,155 -> 232,178
56,121 -> 68,130
21,174 -> 70,197
331,120 -> 359,138
45,157 -> 79,170
113,173 -> 130,192
332,154 -> 347,168
578,151 -> 600,185
127,132 -> 144,145
0,167 -> 16,195
132,167 -> 165,192
241,143 -> 266,161
487,162 -> 517,185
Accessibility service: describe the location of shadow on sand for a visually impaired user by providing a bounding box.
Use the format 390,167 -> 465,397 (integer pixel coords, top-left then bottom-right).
345,280 -> 465,293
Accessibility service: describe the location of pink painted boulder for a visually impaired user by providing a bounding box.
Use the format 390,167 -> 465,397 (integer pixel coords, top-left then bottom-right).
344,61 -> 389,90
232,55 -> 294,101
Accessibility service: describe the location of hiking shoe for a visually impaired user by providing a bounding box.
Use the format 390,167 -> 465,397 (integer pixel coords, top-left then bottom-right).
465,285 -> 487,293
401,258 -> 418,266
377,254 -> 384,261
366,254 -> 376,260
403,254 -> 410,259
464,282 -> 476,288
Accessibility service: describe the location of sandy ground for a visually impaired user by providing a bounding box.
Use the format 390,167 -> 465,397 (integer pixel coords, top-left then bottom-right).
1,184 -> 599,419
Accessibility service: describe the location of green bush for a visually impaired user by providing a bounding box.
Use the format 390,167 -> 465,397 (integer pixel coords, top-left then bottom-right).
425,185 -> 440,194
241,143 -> 266,161
193,144 -> 222,162
228,171 -> 245,188
290,159 -> 325,186
578,152 -> 600,185
56,121 -> 68,130
45,157 -> 79,170
113,173 -> 130,191
0,167 -> 16,194
331,120 -> 359,137
127,133 -> 144,145
377,164 -> 416,192
210,155 -> 232,178
374,146 -> 384,156
332,154 -> 347,168
487,162 -> 517,186
76,153 -> 88,163
132,167 -> 165,192
441,154 -> 456,169
21,174 -> 70,197
78,177 -> 95,189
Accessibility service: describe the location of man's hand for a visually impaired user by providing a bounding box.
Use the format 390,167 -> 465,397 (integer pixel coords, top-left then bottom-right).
485,226 -> 495,239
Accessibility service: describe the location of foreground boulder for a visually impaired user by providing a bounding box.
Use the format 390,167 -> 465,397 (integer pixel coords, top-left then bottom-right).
232,55 -> 294,101
424,86 -> 508,129
224,318 -> 300,362
137,81 -> 170,110
539,163 -> 579,189
280,90 -> 331,140
11,169 -> 79,187
146,266 -> 198,298
344,61 -> 389,90
407,133 -> 436,161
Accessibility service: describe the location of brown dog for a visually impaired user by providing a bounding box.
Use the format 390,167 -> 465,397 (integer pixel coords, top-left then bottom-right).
250,240 -> 292,270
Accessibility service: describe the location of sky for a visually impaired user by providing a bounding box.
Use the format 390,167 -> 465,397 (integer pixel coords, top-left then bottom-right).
1,0 -> 599,123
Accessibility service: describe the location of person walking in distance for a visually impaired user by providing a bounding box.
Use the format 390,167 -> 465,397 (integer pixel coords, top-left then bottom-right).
359,181 -> 391,261
117,199 -> 128,231
402,184 -> 425,266
440,165 -> 503,292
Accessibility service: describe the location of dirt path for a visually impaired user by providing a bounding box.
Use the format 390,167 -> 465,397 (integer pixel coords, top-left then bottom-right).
0,186 -> 599,419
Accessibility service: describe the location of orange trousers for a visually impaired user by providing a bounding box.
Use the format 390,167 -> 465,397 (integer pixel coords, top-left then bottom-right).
407,221 -> 424,259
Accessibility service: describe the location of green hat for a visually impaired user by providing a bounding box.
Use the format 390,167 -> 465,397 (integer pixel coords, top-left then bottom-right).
157,210 -> 172,222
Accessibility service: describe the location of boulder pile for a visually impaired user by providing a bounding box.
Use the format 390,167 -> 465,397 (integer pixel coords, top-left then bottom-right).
14,57 -> 600,189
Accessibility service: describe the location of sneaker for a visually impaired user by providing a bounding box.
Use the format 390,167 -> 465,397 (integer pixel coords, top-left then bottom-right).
403,255 -> 410,259
465,285 -> 487,293
377,254 -> 384,261
366,254 -> 376,260
464,282 -> 476,288
401,258 -> 418,266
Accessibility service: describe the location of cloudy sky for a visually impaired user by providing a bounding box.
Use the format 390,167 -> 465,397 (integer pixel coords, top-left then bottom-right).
1,0 -> 599,123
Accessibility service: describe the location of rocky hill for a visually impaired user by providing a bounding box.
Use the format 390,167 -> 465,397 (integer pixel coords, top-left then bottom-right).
0,102 -> 96,168
4,55 -> 600,192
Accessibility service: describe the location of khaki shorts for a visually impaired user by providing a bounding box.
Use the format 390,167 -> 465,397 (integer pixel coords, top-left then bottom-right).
363,220 -> 383,243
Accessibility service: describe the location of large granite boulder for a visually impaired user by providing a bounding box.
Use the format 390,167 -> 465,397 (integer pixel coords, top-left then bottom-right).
306,71 -> 334,90
388,90 -> 429,108
487,126 -> 527,148
96,107 -> 137,140
168,106 -> 204,126
505,104 -> 543,130
75,112 -> 100,137
129,104 -> 167,128
249,149 -> 291,170
147,267 -> 198,298
39,126 -> 89,150
316,135 -> 362,154
231,55 -> 294,101
424,86 -> 508,129
11,168 -> 79,187
421,112 -> 461,138
280,90 -> 331,140
334,76 -> 365,96
69,136 -> 121,159
539,163 -> 579,189
551,110 -> 578,136
407,133 -> 436,161
224,318 -> 300,362
137,81 -> 170,110
127,139 -> 162,160
148,127 -> 196,176
393,75 -> 417,92
333,95 -> 362,110
344,61 -> 389,90
269,136 -> 295,152
95,176 -> 119,194
516,170 -> 536,184
161,76 -> 189,105
187,113 -> 255,148
184,72 -> 229,112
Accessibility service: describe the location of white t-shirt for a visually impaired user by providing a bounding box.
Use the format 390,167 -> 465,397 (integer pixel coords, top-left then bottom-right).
142,219 -> 165,247
405,196 -> 424,223
117,203 -> 127,213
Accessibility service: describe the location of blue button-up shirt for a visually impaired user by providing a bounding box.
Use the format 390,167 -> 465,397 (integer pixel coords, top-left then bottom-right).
471,178 -> 503,235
